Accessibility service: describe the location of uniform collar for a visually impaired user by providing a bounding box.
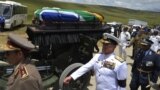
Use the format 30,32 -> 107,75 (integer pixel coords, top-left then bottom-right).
146,49 -> 154,55
13,58 -> 29,74
102,52 -> 115,59
13,59 -> 29,78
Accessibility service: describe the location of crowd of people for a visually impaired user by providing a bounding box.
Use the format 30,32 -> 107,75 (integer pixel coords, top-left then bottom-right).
127,25 -> 160,58
108,24 -> 160,59
64,24 -> 160,90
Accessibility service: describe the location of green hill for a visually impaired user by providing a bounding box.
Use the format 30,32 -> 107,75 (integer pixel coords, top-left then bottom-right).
2,0 -> 160,26
0,0 -> 160,45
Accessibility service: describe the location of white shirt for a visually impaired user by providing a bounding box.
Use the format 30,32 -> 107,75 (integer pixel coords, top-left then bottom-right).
71,53 -> 127,90
119,31 -> 131,46
111,27 -> 115,35
150,35 -> 160,52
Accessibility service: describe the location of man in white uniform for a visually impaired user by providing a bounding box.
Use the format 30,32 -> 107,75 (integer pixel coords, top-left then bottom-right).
63,33 -> 128,90
149,30 -> 160,53
119,27 -> 131,60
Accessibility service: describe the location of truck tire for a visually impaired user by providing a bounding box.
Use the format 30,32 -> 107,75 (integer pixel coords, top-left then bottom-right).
59,63 -> 91,90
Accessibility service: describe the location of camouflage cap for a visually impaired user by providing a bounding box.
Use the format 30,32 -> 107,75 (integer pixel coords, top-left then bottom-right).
0,33 -> 35,52
140,38 -> 153,46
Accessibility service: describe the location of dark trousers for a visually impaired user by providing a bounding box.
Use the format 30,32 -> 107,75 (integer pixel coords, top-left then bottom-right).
130,74 -> 151,90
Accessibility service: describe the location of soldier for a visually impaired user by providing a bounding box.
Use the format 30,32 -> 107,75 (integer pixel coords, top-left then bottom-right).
119,26 -> 131,60
0,33 -> 43,90
128,27 -> 149,59
63,33 -> 127,90
130,37 -> 160,90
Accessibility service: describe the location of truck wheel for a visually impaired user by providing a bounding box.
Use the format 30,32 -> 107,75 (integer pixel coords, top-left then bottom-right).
59,63 -> 91,90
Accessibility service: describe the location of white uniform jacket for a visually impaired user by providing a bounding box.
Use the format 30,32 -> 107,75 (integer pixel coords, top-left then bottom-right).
119,31 -> 131,46
150,35 -> 160,52
71,53 -> 127,90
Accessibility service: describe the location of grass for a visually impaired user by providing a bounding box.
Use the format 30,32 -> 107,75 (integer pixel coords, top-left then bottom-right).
8,0 -> 160,25
0,0 -> 160,44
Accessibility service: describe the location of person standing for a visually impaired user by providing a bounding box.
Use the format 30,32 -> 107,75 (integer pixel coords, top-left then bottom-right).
63,33 -> 127,90
130,38 -> 160,90
149,30 -> 160,53
119,26 -> 131,60
129,27 -> 138,58
0,33 -> 43,90
127,28 -> 149,59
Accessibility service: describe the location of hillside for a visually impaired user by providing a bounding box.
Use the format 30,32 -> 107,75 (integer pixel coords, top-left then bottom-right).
1,0 -> 160,26
5,0 -> 159,26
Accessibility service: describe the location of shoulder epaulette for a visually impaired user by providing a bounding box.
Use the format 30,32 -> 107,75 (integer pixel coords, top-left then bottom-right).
115,56 -> 125,63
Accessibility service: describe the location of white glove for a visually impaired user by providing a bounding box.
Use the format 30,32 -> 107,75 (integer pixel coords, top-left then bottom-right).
149,81 -> 160,90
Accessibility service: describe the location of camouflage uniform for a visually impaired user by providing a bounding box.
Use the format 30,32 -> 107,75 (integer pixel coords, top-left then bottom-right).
129,33 -> 149,58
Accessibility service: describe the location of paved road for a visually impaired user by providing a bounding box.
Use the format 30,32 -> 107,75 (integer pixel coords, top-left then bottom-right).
87,46 -> 158,90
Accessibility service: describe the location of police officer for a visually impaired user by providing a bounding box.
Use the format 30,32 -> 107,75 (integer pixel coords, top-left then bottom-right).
0,33 -> 43,90
63,33 -> 127,90
130,37 -> 160,90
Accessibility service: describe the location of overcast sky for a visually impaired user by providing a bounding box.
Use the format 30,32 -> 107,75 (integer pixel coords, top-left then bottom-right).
55,0 -> 160,12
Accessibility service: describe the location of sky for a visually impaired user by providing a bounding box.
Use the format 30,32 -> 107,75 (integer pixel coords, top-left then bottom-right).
55,0 -> 160,12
